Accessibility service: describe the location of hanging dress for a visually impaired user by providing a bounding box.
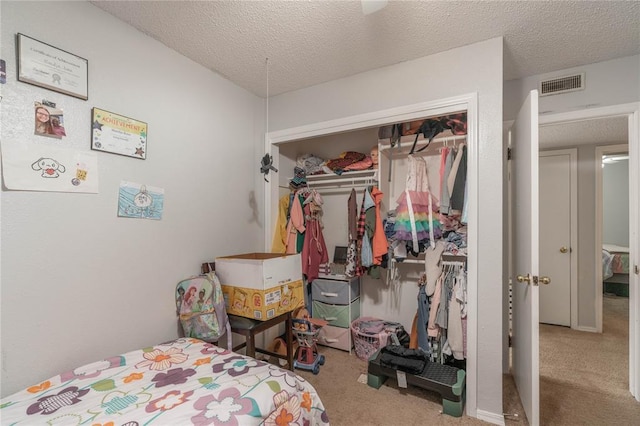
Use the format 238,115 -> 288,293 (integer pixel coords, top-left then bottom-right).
361,188 -> 375,268
393,155 -> 442,252
301,200 -> 328,283
345,189 -> 358,277
271,194 -> 291,253
285,193 -> 305,254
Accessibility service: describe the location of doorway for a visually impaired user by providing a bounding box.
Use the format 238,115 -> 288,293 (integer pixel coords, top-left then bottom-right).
536,108 -> 638,422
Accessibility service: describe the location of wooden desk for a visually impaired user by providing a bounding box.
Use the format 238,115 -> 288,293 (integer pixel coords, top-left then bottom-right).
228,311 -> 294,371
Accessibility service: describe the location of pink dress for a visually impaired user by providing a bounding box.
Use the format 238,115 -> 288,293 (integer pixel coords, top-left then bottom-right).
285,195 -> 305,254
302,203 -> 328,282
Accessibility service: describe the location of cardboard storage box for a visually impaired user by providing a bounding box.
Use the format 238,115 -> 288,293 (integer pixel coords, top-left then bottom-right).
215,253 -> 304,321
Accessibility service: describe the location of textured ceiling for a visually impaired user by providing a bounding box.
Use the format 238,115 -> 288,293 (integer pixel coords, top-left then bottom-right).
91,1 -> 640,98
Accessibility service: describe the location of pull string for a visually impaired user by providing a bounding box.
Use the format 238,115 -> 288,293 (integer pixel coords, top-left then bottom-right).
265,57 -> 269,135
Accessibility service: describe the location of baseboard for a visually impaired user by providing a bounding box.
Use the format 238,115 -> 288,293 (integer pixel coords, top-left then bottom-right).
476,409 -> 505,426
575,325 -> 598,333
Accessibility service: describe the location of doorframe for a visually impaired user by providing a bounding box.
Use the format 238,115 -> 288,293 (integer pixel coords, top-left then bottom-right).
595,143 -> 629,333
264,93 -> 481,416
539,102 -> 640,401
538,148 -> 578,329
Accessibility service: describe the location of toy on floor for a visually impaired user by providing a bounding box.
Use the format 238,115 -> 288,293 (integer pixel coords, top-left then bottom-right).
264,335 -> 299,368
292,317 -> 327,374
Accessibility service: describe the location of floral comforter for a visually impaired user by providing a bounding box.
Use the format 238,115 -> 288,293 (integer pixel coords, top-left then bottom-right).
0,338 -> 330,425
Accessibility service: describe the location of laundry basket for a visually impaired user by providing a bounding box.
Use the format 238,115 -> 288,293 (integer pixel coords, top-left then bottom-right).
350,317 -> 392,361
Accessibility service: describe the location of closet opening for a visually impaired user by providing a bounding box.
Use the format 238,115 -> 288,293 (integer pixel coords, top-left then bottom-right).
264,94 -> 480,416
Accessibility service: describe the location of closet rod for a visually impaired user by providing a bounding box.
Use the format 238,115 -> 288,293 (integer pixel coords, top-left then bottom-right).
278,184 -> 374,192
312,185 -> 373,193
441,253 -> 467,263
397,258 -> 426,265
379,134 -> 467,155
307,177 -> 376,186
441,261 -> 466,267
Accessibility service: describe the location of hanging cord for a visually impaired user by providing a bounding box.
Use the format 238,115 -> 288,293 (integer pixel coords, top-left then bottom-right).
265,57 -> 269,135
260,58 -> 278,182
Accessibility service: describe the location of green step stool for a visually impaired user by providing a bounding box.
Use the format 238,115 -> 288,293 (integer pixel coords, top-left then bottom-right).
367,348 -> 466,417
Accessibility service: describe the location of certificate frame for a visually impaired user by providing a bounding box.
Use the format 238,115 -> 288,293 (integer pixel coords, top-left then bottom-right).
91,107 -> 148,160
17,33 -> 88,100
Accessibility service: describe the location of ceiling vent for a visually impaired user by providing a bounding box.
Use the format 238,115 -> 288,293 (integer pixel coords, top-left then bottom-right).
539,73 -> 585,96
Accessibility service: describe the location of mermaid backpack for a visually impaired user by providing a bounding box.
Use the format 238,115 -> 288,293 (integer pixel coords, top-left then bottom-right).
176,272 -> 232,348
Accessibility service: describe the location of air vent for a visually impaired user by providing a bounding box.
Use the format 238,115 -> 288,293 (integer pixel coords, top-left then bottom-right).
539,73 -> 585,96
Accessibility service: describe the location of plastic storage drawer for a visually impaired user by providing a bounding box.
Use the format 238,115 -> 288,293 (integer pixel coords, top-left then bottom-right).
311,277 -> 360,305
312,298 -> 360,328
317,324 -> 352,351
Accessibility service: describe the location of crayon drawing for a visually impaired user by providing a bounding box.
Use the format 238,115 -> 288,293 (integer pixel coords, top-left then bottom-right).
118,181 -> 164,220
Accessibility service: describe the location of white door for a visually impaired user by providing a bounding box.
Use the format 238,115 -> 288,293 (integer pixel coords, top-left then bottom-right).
511,90 -> 540,426
539,151 -> 573,326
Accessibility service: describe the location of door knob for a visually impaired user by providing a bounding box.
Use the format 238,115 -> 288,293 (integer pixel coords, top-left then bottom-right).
517,274 -> 532,283
560,246 -> 568,253
540,276 -> 551,285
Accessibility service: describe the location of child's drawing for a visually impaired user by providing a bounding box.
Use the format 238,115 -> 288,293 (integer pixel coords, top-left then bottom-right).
31,157 -> 66,178
118,181 -> 164,220
1,141 -> 98,193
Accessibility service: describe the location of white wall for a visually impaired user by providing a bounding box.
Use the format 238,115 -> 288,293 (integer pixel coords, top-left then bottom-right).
603,159 -> 630,247
0,1 -> 264,397
504,55 -> 640,122
269,38 -> 504,418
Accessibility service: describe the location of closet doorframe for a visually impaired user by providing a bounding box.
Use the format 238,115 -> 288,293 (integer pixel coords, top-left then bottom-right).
264,93 -> 481,416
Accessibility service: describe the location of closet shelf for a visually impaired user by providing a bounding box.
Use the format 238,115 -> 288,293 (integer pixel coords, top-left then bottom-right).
306,169 -> 378,189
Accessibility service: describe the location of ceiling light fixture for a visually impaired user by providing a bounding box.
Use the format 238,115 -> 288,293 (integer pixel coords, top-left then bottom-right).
602,154 -> 629,164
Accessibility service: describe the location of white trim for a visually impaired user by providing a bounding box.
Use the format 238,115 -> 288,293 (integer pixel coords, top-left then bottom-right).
539,148 -> 578,329
267,94 -> 472,144
466,94 -> 479,419
629,109 -> 640,401
595,143 -> 628,334
540,102 -> 640,401
575,325 -> 598,333
628,109 -> 640,401
476,409 -> 506,426
264,93 -> 480,417
539,102 -> 640,126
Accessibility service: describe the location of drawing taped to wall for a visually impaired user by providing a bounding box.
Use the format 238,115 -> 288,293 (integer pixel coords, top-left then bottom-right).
0,141 -> 98,193
118,181 -> 164,220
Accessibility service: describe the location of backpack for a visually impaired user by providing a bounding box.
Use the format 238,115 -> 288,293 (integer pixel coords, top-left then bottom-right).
176,272 -> 232,349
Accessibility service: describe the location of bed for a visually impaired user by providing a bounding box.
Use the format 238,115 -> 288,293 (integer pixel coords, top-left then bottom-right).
0,338 -> 329,425
602,244 -> 630,296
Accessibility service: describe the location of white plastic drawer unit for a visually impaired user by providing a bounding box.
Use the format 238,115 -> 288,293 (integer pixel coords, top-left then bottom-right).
311,277 -> 360,305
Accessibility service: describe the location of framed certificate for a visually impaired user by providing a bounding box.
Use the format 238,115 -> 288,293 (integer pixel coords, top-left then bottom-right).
91,108 -> 147,160
17,33 -> 88,100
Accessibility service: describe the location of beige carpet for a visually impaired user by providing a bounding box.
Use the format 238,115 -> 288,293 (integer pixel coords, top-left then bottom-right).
296,346 -> 487,425
290,295 -> 639,425
536,294 -> 640,425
